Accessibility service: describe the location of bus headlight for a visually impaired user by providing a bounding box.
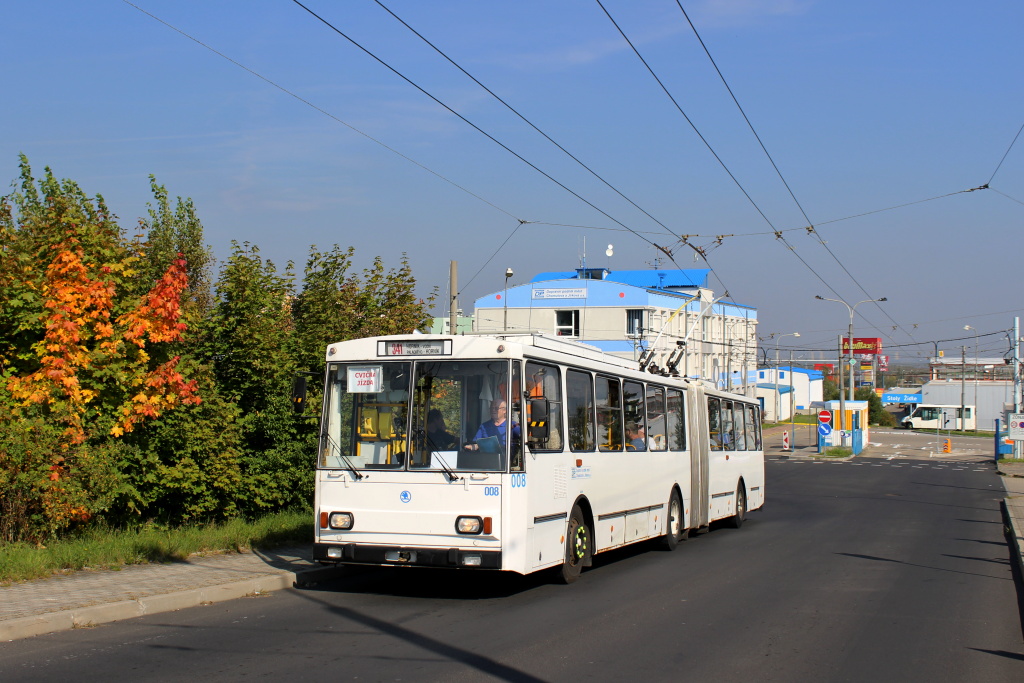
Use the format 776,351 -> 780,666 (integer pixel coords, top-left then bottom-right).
329,512 -> 354,530
455,516 -> 483,534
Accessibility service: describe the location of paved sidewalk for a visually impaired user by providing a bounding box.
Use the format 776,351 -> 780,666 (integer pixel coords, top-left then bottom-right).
0,545 -> 341,642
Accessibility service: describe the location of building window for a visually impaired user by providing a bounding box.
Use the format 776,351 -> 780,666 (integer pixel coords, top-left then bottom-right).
555,310 -> 580,337
626,309 -> 644,337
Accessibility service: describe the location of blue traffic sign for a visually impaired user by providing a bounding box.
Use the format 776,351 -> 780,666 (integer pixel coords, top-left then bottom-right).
881,393 -> 921,404
818,423 -> 832,437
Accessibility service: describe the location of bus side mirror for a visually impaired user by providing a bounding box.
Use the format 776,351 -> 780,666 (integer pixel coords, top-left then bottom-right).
528,398 -> 550,439
291,375 -> 308,414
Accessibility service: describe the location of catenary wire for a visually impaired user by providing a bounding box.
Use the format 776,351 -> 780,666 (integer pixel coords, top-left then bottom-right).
122,1 -> 672,313
371,0 -> 684,243
291,2 -> 752,312
594,0 -> 901,345
290,0 -> 670,256
672,0 -> 916,344
987,119 -> 1024,186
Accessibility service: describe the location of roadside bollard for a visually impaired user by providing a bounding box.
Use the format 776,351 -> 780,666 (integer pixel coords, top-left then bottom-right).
782,430 -> 791,451
942,438 -> 952,454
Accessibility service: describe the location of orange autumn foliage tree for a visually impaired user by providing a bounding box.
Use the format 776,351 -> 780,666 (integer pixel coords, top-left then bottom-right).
6,243 -> 200,443
1,158 -> 201,540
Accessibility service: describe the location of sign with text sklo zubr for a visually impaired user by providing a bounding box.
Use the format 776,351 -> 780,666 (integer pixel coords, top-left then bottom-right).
842,337 -> 882,355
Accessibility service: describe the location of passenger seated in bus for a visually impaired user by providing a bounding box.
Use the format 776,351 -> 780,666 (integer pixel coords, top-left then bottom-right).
426,408 -> 458,451
465,399 -> 520,451
626,421 -> 646,451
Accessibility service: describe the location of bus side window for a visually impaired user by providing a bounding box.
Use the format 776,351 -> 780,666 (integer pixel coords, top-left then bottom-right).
745,404 -> 761,450
667,389 -> 686,451
708,397 -> 722,451
733,402 -> 747,451
646,385 -> 667,452
721,400 -> 735,449
597,376 -> 623,451
567,369 -> 595,452
623,380 -> 645,451
525,361 -> 563,452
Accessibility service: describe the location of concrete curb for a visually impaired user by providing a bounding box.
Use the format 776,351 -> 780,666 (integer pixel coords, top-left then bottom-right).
1001,496 -> 1024,619
0,565 -> 343,642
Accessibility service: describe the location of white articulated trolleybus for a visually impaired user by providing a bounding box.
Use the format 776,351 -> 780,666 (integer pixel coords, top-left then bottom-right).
304,333 -> 764,583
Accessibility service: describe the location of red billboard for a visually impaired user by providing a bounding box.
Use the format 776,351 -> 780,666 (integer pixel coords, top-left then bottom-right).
842,337 -> 882,355
814,363 -> 835,377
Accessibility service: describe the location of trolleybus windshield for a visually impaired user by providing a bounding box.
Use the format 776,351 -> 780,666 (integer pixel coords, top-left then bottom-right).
319,359 -> 513,472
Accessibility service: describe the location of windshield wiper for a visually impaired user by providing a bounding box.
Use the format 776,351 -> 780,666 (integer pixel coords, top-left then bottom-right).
320,430 -> 364,480
432,449 -> 460,482
418,430 -> 460,482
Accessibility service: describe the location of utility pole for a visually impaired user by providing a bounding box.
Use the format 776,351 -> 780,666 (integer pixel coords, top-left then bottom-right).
838,334 -> 846,436
959,345 -> 966,432
449,261 -> 458,335
1015,317 -> 1021,459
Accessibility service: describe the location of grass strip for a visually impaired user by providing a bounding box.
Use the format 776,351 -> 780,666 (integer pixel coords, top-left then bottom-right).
0,509 -> 310,585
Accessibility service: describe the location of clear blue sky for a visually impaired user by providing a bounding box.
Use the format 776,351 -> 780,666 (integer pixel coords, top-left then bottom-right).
4,1 -> 1022,363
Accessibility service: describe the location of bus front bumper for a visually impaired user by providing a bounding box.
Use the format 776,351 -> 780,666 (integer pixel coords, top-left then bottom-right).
314,542 -> 502,569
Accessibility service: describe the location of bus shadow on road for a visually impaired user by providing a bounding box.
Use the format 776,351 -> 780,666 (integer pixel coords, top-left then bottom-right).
302,564 -> 549,600
302,520 -> 753,599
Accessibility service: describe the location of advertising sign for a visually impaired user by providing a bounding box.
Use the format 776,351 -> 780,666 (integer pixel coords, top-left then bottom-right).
842,337 -> 882,355
814,363 -> 835,376
532,288 -> 587,299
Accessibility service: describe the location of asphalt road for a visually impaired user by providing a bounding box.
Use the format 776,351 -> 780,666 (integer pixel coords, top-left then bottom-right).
2,454 -> 1022,682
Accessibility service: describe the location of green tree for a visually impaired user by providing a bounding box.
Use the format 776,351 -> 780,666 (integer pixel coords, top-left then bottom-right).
292,246 -> 435,373
855,387 -> 897,427
203,242 -> 308,514
140,176 -> 214,328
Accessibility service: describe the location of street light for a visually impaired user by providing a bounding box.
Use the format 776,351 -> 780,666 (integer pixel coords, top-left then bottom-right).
815,295 -> 887,401
773,332 -> 800,422
964,325 -> 978,430
503,267 -> 514,331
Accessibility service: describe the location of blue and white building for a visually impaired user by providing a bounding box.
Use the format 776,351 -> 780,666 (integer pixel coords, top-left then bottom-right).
755,366 -> 825,421
473,267 -> 758,392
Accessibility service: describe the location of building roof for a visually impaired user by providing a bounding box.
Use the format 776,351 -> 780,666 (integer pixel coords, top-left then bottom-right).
530,268 -> 710,290
757,383 -> 793,394
778,367 -> 825,380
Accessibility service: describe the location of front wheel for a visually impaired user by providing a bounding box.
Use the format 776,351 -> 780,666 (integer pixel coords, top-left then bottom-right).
662,490 -> 687,550
559,505 -> 590,584
728,485 -> 746,529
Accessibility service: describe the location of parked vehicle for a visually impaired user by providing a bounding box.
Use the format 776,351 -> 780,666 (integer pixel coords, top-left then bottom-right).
901,404 -> 975,431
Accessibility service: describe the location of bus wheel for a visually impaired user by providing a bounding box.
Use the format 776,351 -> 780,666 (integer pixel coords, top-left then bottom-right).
728,485 -> 746,529
663,490 -> 687,550
559,505 -> 589,584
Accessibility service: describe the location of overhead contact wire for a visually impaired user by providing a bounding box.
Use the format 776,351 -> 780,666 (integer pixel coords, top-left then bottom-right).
291,0 -> 664,253
372,0 -> 683,242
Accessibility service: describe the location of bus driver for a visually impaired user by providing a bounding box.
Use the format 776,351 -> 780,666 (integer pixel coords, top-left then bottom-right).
465,399 -> 520,451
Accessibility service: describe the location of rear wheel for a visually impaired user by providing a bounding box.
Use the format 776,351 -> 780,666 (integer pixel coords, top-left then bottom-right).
662,490 -> 687,550
559,505 -> 589,584
728,484 -> 746,529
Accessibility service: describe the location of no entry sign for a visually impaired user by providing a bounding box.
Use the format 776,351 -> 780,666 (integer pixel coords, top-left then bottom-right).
818,410 -> 832,424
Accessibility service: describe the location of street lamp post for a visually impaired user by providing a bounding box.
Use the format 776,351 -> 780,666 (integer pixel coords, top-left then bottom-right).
774,332 -> 800,422
815,296 -> 887,401
503,267 -> 513,332
964,325 -> 978,431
